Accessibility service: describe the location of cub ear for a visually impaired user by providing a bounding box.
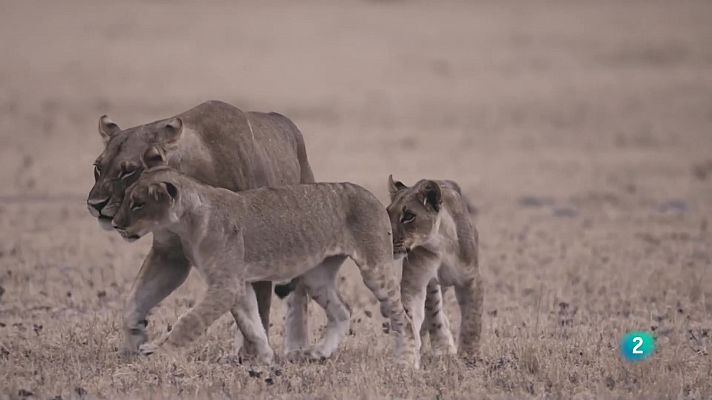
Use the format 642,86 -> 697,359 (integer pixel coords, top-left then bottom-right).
142,146 -> 166,169
98,115 -> 121,144
388,174 -> 408,200
419,180 -> 442,212
164,182 -> 179,200
147,181 -> 179,202
154,117 -> 183,144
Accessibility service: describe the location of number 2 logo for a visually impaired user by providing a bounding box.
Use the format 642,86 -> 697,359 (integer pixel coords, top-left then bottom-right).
621,332 -> 655,361
632,337 -> 643,354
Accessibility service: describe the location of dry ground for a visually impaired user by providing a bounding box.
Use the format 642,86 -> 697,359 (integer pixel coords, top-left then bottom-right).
1,0 -> 712,398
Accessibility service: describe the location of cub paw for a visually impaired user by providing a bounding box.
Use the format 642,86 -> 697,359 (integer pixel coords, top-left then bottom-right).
398,353 -> 420,369
431,342 -> 457,357
138,342 -> 159,356
380,303 -> 391,319
305,346 -> 332,361
137,334 -> 172,357
240,340 -> 260,358
256,350 -> 275,366
236,343 -> 274,366
122,325 -> 148,355
394,345 -> 421,369
431,348 -> 457,357
138,340 -> 180,359
285,349 -> 308,363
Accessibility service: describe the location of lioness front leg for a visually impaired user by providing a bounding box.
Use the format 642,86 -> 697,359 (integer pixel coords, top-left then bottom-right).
140,278 -> 241,356
284,279 -> 310,357
233,281 -> 273,358
123,241 -> 190,355
424,279 -> 456,356
300,256 -> 349,360
231,284 -> 274,365
252,281 -> 272,334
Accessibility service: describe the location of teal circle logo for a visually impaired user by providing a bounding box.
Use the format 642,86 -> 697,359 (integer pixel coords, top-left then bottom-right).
620,331 -> 655,362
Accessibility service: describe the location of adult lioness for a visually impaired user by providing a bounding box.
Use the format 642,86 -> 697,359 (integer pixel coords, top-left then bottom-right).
387,176 -> 483,364
86,101 -> 313,354
111,166 -> 417,366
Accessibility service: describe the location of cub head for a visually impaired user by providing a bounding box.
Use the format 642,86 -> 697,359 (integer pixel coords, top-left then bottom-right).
386,175 -> 443,257
86,115 -> 182,230
111,167 -> 181,243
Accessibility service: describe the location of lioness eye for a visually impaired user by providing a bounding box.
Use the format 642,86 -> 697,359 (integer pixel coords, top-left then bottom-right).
131,201 -> 144,211
120,167 -> 138,180
93,165 -> 101,180
401,211 -> 415,224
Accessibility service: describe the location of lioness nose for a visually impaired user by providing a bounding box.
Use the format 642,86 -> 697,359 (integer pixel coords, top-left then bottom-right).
87,197 -> 109,213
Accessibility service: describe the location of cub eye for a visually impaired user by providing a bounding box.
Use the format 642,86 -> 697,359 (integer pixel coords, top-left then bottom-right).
401,211 -> 416,224
130,201 -> 145,211
93,165 -> 101,180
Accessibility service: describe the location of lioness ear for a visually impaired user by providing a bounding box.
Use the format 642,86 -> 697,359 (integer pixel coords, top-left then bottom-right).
142,146 -> 166,169
419,180 -> 442,212
154,118 -> 183,144
388,174 -> 407,200
98,115 -> 121,143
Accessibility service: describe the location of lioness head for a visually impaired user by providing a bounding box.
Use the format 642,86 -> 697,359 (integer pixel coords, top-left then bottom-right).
386,175 -> 443,257
111,166 -> 181,243
87,115 -> 181,230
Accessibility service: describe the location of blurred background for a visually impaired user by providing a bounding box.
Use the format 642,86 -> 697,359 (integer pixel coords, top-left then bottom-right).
1,0 -> 711,397
2,0 -> 709,197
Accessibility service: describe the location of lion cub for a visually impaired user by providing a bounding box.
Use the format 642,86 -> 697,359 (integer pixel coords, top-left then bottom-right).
386,176 -> 483,363
111,164 -> 417,366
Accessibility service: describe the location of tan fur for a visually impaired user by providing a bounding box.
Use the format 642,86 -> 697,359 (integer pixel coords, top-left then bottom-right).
387,176 -> 483,365
111,167 -> 418,367
86,101 -> 314,356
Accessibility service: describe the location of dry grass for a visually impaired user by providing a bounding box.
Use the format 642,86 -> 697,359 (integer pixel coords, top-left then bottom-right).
1,0 -> 712,398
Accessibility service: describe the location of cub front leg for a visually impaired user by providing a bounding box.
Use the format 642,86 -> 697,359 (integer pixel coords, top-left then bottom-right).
140,280 -> 242,356
355,258 -> 418,368
455,274 -> 483,359
123,240 -> 190,355
399,273 -> 428,359
399,255 -> 440,364
140,234 -> 246,356
424,279 -> 456,356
